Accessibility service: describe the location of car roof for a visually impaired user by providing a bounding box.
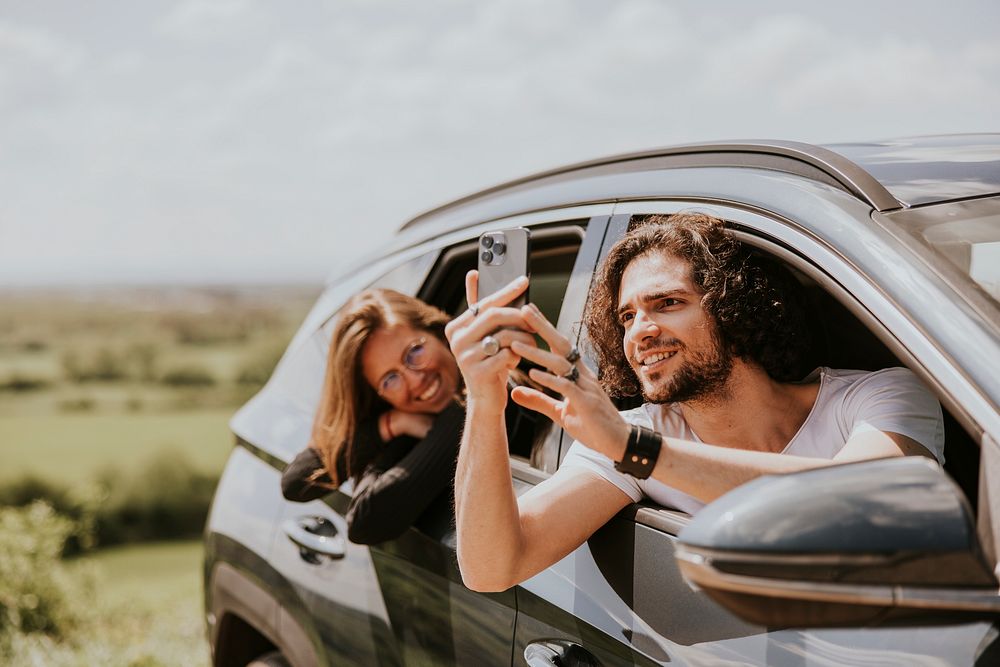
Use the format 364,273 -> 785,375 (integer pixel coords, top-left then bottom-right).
399,134 -> 1000,234
825,135 -> 1000,207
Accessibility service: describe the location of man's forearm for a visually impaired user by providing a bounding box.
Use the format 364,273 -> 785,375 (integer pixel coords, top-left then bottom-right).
654,438 -> 841,503
454,401 -> 525,591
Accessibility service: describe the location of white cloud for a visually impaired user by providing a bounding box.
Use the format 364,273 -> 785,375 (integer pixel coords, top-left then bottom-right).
157,0 -> 266,41
0,19 -> 84,75
0,0 -> 997,285
0,19 -> 85,117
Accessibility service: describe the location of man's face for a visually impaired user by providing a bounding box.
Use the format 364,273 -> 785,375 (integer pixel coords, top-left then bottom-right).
616,250 -> 733,404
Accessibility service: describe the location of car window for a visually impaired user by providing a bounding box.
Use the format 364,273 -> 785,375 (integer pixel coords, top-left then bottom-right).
591,212 -> 981,517
419,222 -> 585,466
420,226 -> 583,329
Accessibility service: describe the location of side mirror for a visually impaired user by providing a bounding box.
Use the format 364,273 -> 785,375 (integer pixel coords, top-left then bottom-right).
675,457 -> 999,627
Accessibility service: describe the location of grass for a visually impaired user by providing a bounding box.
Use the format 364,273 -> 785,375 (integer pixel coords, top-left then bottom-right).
78,540 -> 210,666
0,410 -> 234,485
7,540 -> 210,667
83,540 -> 206,618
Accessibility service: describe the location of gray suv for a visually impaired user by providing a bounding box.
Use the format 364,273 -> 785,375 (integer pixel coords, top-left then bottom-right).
204,136 -> 1000,666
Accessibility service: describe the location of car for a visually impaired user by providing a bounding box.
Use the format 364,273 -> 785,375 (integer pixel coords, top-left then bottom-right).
203,135 -> 1000,666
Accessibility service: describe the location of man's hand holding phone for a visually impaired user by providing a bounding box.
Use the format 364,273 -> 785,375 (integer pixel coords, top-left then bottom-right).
445,271 -> 536,408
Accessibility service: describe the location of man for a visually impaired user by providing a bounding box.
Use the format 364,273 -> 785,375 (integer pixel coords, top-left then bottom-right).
445,213 -> 944,593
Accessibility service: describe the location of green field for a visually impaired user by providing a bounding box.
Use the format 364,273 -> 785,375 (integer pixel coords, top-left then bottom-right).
0,287 -> 315,665
0,409 -> 235,484
79,540 -> 209,666
0,285 -> 317,485
88,539 -> 204,603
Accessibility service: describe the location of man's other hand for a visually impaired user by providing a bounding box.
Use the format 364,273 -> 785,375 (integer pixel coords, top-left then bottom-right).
510,303 -> 630,462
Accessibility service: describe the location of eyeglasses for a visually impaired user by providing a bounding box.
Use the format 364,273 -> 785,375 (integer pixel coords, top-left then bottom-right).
376,337 -> 430,399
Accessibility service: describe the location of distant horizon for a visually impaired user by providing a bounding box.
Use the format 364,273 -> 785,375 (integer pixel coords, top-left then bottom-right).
0,277 -> 327,290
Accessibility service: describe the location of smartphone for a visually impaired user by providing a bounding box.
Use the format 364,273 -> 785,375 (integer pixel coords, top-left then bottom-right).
477,227 -> 530,308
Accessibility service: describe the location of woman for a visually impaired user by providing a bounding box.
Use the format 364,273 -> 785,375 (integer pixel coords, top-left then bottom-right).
281,287 -> 537,545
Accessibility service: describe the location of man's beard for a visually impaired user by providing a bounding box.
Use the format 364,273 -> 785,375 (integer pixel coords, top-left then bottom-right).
638,334 -> 734,405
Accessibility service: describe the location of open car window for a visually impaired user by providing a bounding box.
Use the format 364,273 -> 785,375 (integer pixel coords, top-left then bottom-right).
581,211 -> 980,524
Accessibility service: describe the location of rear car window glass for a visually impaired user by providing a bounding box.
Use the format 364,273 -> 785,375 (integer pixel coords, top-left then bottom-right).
421,226 -> 583,326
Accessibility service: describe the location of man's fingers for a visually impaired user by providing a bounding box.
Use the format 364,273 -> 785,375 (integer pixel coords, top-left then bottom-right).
465,270 -> 479,310
511,386 -> 563,422
460,307 -> 532,342
494,349 -> 521,371
447,271 -> 482,343
510,339 -> 571,375
451,272 -> 530,346
477,275 -> 529,311
520,303 -> 571,355
527,367 -> 577,396
464,348 -> 521,376
496,329 -> 537,351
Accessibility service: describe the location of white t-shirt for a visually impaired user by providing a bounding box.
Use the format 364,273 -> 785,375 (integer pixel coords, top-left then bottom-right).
560,367 -> 945,515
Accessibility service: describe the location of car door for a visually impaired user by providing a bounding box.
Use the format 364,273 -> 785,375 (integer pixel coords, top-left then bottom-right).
266,253 -> 442,666
511,202 -> 999,666
511,213 -> 766,667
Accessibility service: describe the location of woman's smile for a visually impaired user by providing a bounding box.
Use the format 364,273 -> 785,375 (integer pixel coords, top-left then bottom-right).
361,323 -> 460,414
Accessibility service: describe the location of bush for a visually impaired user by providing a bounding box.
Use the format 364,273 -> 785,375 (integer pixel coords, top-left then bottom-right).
161,313 -> 251,346
0,502 -> 93,649
93,451 -> 218,545
160,366 -> 216,387
57,397 -> 96,413
127,343 -> 159,383
0,478 -> 98,557
61,348 -> 130,383
0,451 -> 218,550
0,374 -> 51,392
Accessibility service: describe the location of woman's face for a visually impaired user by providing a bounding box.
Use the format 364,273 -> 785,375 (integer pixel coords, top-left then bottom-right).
360,323 -> 460,414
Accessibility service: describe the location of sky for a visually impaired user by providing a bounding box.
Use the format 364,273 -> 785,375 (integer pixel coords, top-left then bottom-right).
1,0 -> 998,286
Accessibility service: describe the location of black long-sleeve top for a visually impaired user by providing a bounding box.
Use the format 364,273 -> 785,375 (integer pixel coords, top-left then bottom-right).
281,401 -> 464,545
280,399 -> 539,545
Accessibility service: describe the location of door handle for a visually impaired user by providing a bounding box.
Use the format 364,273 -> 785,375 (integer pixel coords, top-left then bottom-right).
283,516 -> 346,564
524,639 -> 601,667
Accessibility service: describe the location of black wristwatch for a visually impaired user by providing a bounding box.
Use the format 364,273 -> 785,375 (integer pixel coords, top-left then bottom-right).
614,424 -> 662,479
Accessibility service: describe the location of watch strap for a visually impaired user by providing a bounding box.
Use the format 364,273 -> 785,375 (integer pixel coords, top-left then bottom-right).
614,425 -> 661,479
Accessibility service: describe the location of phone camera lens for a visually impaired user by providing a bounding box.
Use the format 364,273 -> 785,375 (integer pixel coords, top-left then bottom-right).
481,250 -> 494,263
481,236 -> 494,249
493,242 -> 506,255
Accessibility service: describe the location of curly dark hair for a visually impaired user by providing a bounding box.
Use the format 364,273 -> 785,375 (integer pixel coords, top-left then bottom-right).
583,213 -> 811,398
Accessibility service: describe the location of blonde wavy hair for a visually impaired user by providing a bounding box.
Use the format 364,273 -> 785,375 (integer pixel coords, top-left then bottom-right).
311,288 -> 451,486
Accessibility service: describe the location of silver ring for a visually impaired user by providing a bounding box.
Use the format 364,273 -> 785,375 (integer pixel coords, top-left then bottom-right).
565,346 -> 581,363
469,302 -> 480,317
481,335 -> 500,357
563,365 -> 580,383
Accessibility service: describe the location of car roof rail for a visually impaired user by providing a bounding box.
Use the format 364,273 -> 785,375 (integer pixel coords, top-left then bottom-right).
399,140 -> 901,232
